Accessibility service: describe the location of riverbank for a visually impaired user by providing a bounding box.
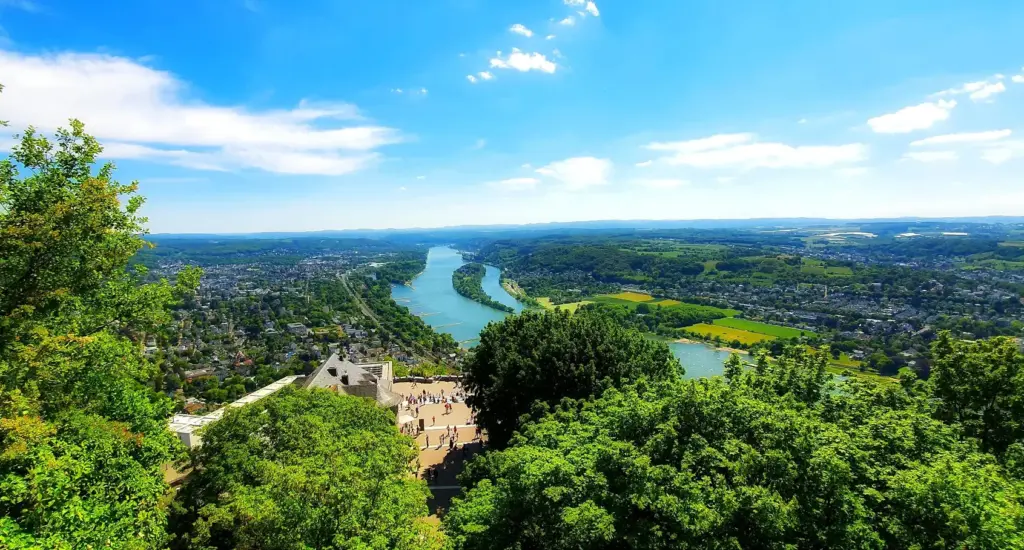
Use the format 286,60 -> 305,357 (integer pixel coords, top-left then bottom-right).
674,336 -> 749,355
452,263 -> 514,313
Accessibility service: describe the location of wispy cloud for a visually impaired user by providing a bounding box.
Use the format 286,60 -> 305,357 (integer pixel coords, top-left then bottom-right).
646,133 -> 866,169
466,74 -> 478,83
536,156 -> 612,190
490,49 -> 557,74
0,50 -> 401,175
934,75 -> 1007,102
558,16 -> 575,26
585,2 -> 600,16
509,24 -> 533,37
910,130 -> 1011,147
903,151 -> 958,162
478,71 -> 494,81
0,0 -> 40,13
867,100 -> 956,134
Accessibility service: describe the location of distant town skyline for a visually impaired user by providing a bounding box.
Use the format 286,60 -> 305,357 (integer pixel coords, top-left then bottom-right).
1,0 -> 1023,232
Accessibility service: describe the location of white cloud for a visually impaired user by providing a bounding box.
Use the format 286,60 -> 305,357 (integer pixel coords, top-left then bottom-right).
490,48 -> 557,73
910,130 -> 1011,147
488,177 -> 540,191
536,156 -> 612,190
646,133 -> 755,154
585,1 -> 600,16
563,0 -> 584,5
391,88 -> 403,94
635,160 -> 653,167
867,100 -> 956,134
903,151 -> 958,162
716,176 -> 735,184
546,34 -> 556,40
1013,75 -> 1024,84
981,141 -> 1024,164
936,77 -> 1007,102
416,175 -> 426,180
466,74 -> 478,83
509,24 -> 533,37
969,81 -> 1006,101
417,88 -> 428,95
633,178 -> 687,189
552,49 -> 563,58
645,133 -> 866,169
559,16 -> 576,26
478,71 -> 494,81
399,186 -> 407,191
0,50 -> 401,176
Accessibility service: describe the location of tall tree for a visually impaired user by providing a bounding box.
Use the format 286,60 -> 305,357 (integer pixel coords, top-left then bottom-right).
929,332 -> 1024,456
463,310 -> 681,448
446,346 -> 1024,549
170,387 -> 442,550
0,117 -> 200,548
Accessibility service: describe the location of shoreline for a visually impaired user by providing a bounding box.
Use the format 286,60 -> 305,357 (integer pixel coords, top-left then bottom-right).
674,337 -> 750,355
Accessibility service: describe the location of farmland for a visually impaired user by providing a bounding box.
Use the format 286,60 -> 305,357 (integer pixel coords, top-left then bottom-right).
607,291 -> 657,302
713,318 -> 816,338
685,324 -> 775,345
537,297 -> 593,314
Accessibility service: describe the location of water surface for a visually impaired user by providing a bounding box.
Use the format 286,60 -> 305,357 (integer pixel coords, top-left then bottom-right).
392,247 -> 732,378
391,247 -> 521,346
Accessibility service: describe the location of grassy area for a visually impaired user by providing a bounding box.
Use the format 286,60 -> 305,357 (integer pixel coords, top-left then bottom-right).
649,299 -> 681,307
969,259 -> 1024,271
998,241 -> 1024,248
537,297 -> 593,314
607,291 -> 656,302
800,258 -> 854,277
713,318 -> 816,338
685,324 -> 775,345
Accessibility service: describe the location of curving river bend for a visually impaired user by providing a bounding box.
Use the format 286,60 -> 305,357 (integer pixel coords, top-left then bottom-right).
391,246 -> 730,378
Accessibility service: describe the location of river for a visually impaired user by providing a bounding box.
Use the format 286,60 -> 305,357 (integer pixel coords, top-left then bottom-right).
391,246 -> 730,377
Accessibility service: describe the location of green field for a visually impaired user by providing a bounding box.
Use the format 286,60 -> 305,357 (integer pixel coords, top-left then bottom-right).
590,294 -> 739,317
686,324 -> 775,345
537,297 -> 592,313
713,318 -> 816,338
801,258 -> 854,277
607,291 -> 656,302
998,241 -> 1024,248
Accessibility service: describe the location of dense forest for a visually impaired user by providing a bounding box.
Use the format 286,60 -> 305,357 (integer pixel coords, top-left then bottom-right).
448,311 -> 1024,549
452,263 -> 514,313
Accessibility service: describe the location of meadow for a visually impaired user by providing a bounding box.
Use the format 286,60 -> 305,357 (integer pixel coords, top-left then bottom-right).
685,324 -> 775,345
800,258 -> 854,277
713,318 -> 816,338
536,297 -> 593,314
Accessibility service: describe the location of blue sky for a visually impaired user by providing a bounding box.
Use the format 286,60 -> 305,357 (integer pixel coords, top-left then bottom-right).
1,0 -> 1023,233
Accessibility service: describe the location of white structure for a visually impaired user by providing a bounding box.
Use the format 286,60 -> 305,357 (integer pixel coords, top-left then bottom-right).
169,375 -> 303,449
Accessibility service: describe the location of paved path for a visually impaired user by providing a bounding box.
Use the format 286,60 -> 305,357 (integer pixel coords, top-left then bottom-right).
393,380 -> 483,519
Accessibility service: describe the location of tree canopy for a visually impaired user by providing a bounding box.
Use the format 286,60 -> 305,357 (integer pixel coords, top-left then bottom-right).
169,387 -> 441,550
463,310 -> 682,448
445,345 -> 1024,549
0,119 -> 200,548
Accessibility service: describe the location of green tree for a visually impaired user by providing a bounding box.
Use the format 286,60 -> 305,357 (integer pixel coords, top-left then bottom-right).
445,346 -> 1024,549
929,332 -> 1024,456
170,387 -> 441,549
463,310 -> 681,448
0,119 -> 201,548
